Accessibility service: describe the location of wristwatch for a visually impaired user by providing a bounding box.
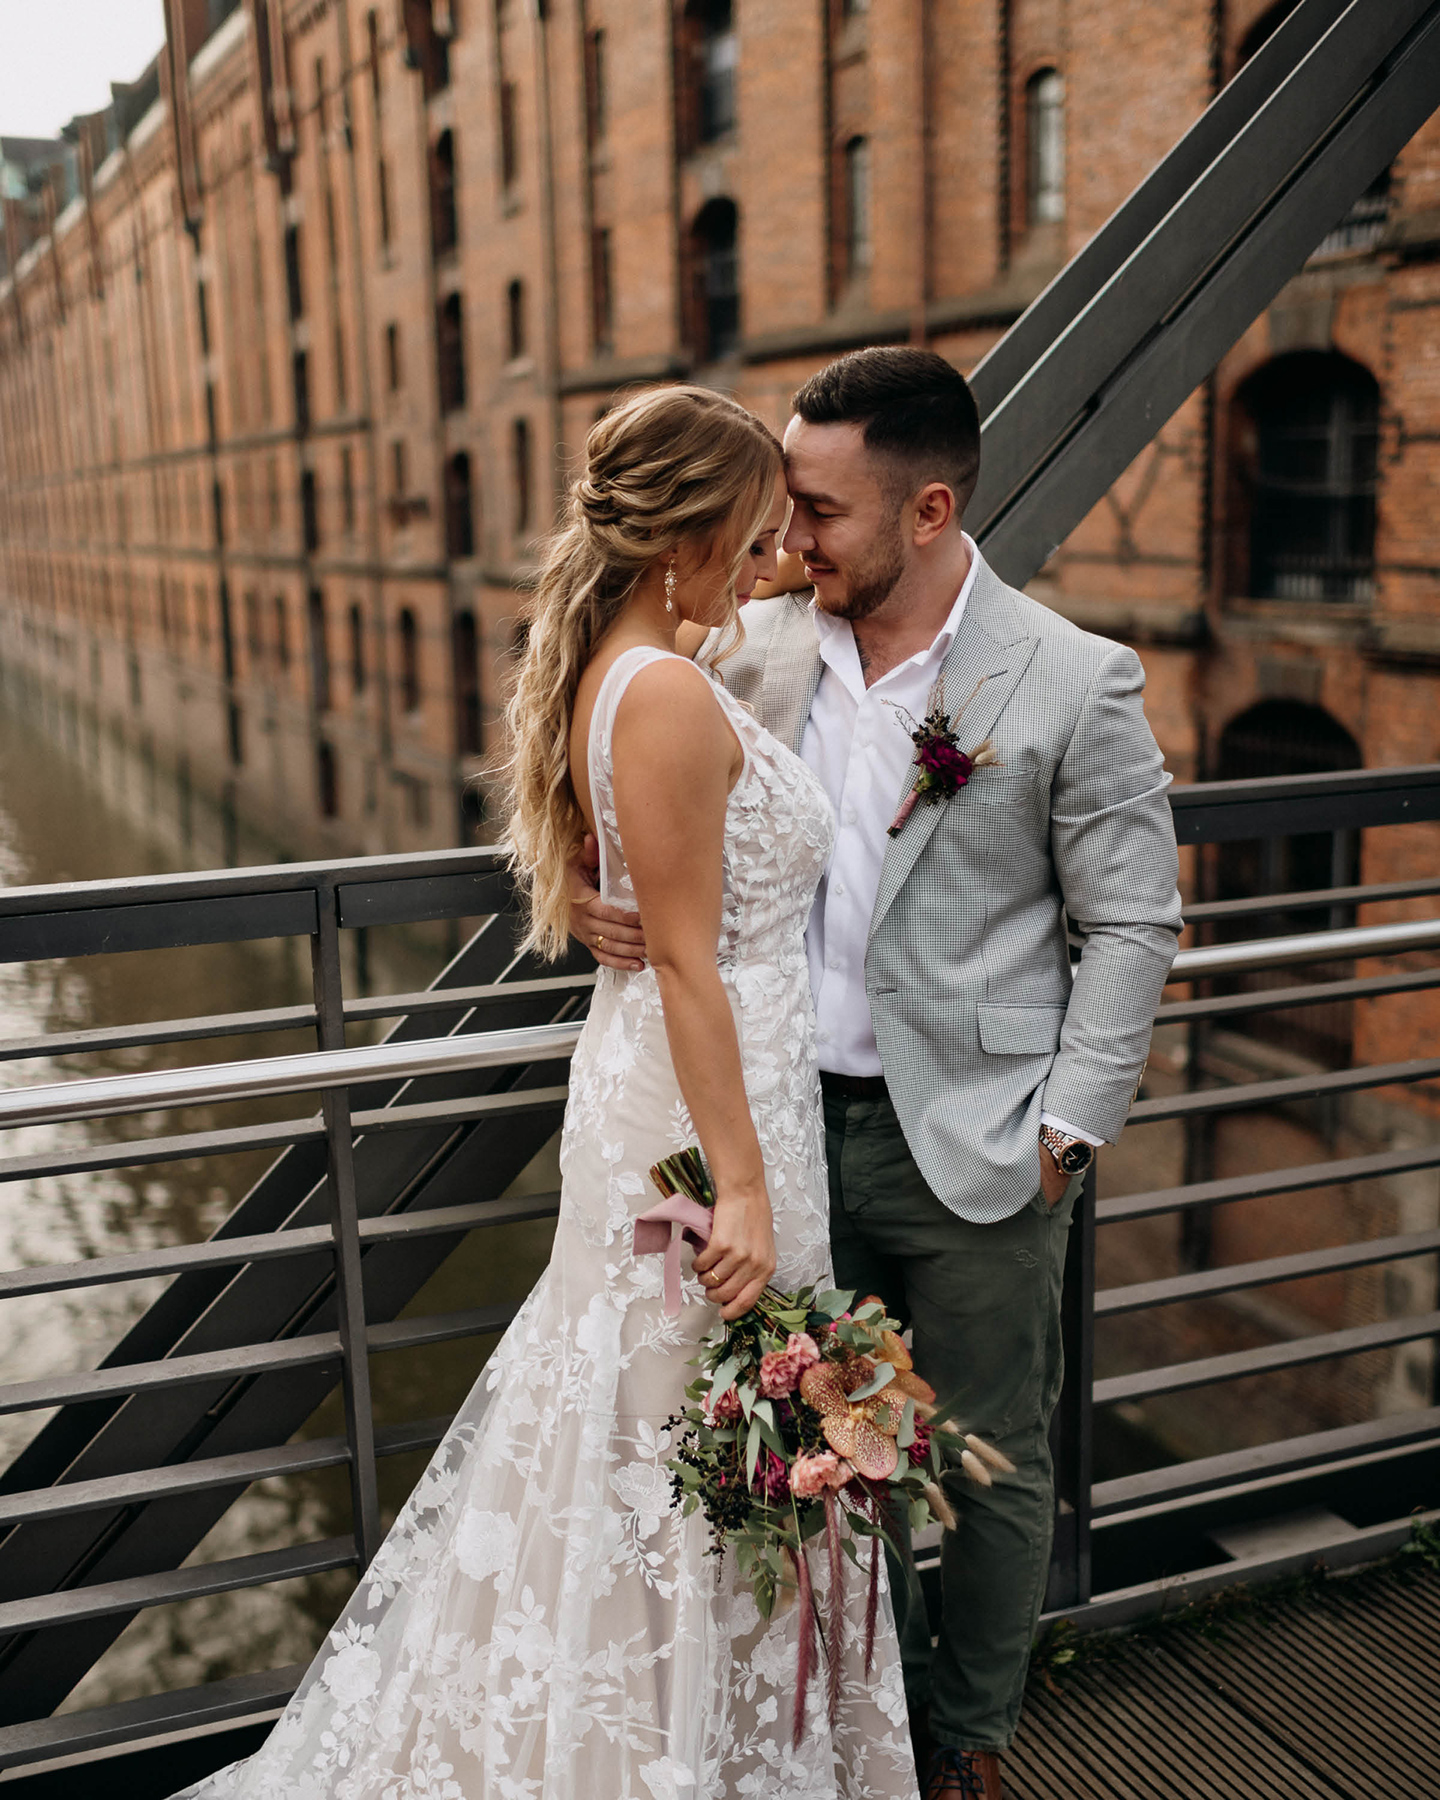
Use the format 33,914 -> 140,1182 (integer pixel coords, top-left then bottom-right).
1038,1123 -> 1096,1176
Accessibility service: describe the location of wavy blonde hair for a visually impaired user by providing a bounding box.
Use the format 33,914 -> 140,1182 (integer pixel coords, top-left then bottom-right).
504,385 -> 783,959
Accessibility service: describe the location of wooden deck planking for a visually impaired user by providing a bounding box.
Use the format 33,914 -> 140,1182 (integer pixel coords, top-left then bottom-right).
1007,1561 -> 1440,1800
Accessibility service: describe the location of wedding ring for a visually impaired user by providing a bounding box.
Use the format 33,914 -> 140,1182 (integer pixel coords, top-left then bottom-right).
596,934 -> 606,952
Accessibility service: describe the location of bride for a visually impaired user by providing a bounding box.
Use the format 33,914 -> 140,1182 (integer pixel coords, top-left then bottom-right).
175,386 -> 918,1799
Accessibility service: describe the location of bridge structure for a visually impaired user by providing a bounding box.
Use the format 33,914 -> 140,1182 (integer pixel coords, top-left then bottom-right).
0,0 -> 1437,1791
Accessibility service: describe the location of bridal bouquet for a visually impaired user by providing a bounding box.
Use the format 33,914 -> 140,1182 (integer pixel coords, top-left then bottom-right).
639,1148 -> 1012,1744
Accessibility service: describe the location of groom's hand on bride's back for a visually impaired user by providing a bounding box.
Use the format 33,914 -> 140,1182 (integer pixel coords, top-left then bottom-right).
568,833 -> 648,971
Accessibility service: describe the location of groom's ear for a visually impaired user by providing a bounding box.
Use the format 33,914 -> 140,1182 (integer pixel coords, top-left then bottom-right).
910,480 -> 958,546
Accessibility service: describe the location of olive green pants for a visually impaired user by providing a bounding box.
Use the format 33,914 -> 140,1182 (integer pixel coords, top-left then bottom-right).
824,1085 -> 1076,1755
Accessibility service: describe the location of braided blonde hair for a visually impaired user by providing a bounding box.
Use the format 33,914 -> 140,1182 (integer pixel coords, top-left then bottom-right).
504,385 -> 782,959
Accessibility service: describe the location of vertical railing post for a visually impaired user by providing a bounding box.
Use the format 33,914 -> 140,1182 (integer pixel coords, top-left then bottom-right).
1046,1158 -> 1096,1610
310,880 -> 382,1569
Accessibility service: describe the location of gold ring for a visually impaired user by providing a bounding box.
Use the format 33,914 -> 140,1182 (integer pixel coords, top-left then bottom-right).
596,934 -> 606,952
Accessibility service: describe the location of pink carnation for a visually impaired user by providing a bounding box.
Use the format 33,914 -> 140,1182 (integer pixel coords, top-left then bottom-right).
709,1386 -> 742,1423
785,1331 -> 821,1372
758,1349 -> 806,1398
790,1451 -> 846,1499
907,1420 -> 934,1468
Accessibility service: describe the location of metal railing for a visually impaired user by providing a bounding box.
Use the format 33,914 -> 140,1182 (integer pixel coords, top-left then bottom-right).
0,767 -> 1433,1778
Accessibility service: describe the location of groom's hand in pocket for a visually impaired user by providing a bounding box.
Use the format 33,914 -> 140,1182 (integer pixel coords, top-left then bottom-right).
568,833 -> 648,972
1038,1140 -> 1071,1209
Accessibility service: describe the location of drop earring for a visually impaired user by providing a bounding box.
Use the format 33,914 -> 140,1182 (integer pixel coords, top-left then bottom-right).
663,559 -> 677,616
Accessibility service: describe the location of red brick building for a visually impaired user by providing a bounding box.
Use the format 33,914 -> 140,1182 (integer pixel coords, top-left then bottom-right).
0,0 -> 1437,1464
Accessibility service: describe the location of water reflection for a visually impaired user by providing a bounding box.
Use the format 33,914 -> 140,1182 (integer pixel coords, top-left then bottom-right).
0,688 -> 558,1713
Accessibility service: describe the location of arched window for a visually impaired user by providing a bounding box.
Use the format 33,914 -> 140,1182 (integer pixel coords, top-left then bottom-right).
453,607 -> 482,755
1236,353 -> 1378,602
430,128 -> 458,258
692,197 -> 739,361
437,290 -> 466,413
693,0 -> 736,144
446,451 -> 476,559
844,137 -> 871,281
1025,69 -> 1065,227
398,607 -> 421,713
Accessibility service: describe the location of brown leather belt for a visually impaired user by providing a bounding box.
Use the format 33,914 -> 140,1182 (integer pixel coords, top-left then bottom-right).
819,1070 -> 890,1102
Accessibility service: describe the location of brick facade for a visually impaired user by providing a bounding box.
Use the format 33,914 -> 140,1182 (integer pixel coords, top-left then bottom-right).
0,0 -> 1437,1458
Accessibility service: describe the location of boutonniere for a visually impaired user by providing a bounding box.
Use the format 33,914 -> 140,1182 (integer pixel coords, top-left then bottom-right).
886,676 -> 1002,837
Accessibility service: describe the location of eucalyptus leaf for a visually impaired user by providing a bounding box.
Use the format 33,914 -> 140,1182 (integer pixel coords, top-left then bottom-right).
815,1289 -> 855,1315
745,1417 -> 762,1488
738,1383 -> 757,1421
709,1355 -> 740,1400
897,1396 -> 917,1451
847,1362 -> 897,1402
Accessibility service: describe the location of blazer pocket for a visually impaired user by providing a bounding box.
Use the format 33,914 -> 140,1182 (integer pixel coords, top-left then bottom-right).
976,1003 -> 1067,1055
974,772 -> 1031,806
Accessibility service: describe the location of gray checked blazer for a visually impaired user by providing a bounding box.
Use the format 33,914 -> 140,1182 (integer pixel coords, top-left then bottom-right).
716,553 -> 1184,1223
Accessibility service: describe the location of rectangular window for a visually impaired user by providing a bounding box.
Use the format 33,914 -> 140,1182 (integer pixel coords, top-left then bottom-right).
386,321 -> 402,390
377,158 -> 392,249
585,29 -> 607,147
325,185 -> 340,270
284,224 -> 304,320
292,350 -> 311,433
500,81 -> 519,189
391,438 -> 409,497
340,445 -> 356,531
349,601 -> 367,691
333,322 -> 348,410
308,587 -> 331,711
301,469 -> 320,552
591,227 -> 613,353
367,9 -> 383,108
512,416 -> 532,533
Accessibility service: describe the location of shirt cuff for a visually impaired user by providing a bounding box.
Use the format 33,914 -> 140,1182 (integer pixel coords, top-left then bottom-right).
1040,1112 -> 1105,1149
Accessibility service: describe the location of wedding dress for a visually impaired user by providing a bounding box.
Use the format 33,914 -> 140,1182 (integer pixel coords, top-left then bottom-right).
177,646 -> 918,1800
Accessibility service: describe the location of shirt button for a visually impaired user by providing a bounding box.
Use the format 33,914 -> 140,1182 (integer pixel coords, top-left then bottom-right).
833,882 -> 846,897
843,807 -> 858,825
818,1029 -> 831,1044
827,956 -> 840,970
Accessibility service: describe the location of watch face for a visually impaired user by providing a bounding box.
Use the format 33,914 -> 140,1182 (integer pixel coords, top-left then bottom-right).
1058,1141 -> 1092,1174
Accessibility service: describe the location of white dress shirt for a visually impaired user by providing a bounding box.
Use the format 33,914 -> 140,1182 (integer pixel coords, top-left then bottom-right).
799,536 -> 1102,1148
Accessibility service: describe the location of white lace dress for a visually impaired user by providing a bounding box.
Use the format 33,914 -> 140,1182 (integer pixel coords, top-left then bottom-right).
177,647 -> 918,1800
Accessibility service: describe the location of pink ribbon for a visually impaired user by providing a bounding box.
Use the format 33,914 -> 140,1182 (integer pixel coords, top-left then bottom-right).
633,1193 -> 714,1316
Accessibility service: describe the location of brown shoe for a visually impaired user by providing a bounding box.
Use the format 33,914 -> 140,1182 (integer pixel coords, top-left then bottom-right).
923,1746 -> 1006,1800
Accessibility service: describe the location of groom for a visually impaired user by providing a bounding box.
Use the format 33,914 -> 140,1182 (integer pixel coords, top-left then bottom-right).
574,347 -> 1182,1799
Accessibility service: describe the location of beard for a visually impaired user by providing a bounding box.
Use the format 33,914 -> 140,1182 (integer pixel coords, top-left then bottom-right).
814,515 -> 907,622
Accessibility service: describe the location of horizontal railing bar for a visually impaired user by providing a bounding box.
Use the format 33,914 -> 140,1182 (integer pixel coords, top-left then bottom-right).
0,1192 -> 562,1301
1096,1143 -> 1440,1223
0,1116 -> 328,1186
1094,1309 -> 1440,1405
0,1536 -> 357,1637
0,1302 -> 517,1417
0,1023 -> 583,1130
1155,965 -> 1440,1026
1169,914 -> 1440,978
0,846 -> 508,918
1182,874 -> 1440,925
0,1086 -> 571,1186
1090,1407 -> 1440,1518
0,1413 -> 455,1532
0,1331 -> 345,1417
1094,1227 -> 1440,1316
0,976 -> 596,1067
0,1661 -> 307,1772
1127,1054 -> 1440,1124
1168,764 -> 1440,845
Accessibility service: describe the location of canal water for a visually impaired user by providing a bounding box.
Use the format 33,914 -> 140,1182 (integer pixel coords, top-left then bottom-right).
0,684 -> 558,1713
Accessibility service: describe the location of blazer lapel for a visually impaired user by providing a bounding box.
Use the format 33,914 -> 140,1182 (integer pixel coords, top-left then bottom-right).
868,563 -> 1039,944
760,597 -> 823,755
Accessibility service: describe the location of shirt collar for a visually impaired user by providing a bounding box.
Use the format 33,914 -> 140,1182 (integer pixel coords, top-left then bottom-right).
811,532 -> 982,687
